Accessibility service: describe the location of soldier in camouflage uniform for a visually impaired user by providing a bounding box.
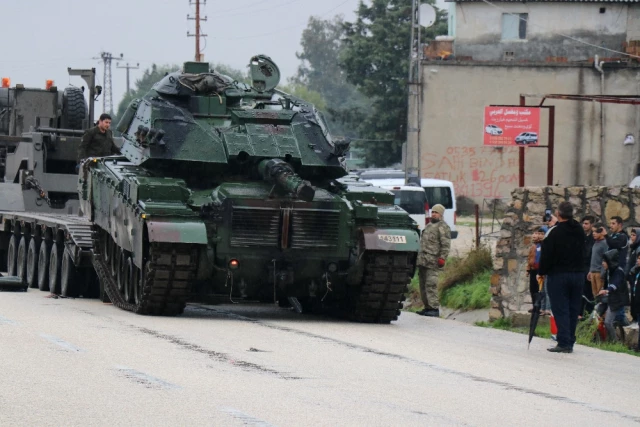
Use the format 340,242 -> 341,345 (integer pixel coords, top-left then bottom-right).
417,204 -> 451,317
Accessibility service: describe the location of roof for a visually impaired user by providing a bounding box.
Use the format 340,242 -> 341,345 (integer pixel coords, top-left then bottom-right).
447,0 -> 639,2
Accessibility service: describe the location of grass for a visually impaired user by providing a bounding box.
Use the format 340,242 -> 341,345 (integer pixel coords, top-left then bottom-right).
477,317 -> 640,357
440,270 -> 492,310
438,246 -> 493,293
405,246 -> 493,312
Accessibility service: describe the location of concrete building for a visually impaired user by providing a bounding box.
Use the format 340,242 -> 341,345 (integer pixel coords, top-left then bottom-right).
407,0 -> 640,203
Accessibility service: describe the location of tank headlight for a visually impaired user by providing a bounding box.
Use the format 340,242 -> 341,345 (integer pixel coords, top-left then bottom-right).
229,259 -> 240,270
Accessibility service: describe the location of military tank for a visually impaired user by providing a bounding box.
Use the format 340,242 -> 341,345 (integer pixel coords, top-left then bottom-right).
78,55 -> 419,323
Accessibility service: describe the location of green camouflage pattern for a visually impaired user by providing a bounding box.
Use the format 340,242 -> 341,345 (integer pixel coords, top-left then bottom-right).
417,220 -> 451,267
77,55 -> 420,318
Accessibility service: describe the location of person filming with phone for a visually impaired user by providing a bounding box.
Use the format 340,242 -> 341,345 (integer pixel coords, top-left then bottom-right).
538,202 -> 585,353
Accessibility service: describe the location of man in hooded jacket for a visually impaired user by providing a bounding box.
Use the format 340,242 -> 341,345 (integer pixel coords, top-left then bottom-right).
538,201 -> 585,353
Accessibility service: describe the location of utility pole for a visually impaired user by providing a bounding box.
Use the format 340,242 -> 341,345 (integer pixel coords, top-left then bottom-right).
94,51 -> 123,114
405,0 -> 422,184
116,62 -> 140,95
187,0 -> 208,62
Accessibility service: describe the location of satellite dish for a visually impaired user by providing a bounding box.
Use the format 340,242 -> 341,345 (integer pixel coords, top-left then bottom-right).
419,3 -> 436,28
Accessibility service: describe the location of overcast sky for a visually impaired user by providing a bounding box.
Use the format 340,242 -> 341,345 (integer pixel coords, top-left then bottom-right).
3,0 -> 447,118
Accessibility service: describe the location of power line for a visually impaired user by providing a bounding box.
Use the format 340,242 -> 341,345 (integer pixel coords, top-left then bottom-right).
116,62 -> 140,94
479,0 -> 640,60
209,0 -> 354,41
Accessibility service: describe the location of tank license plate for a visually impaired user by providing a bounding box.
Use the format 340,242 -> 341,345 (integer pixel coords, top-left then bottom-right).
378,234 -> 406,244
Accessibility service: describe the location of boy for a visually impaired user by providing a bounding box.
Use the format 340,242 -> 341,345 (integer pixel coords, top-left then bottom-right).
598,249 -> 630,342
527,227 -> 546,312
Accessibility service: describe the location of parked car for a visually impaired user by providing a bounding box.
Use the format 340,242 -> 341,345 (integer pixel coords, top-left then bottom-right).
381,185 -> 429,232
485,124 -> 503,135
515,132 -> 538,144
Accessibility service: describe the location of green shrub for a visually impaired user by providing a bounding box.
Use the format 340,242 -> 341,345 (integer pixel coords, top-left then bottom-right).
438,246 -> 493,293
440,270 -> 492,311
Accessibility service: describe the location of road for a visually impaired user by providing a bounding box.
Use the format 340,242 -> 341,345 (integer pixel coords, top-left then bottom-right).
1,290 -> 639,427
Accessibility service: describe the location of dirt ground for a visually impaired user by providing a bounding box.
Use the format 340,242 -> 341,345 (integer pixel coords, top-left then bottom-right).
449,215 -> 499,258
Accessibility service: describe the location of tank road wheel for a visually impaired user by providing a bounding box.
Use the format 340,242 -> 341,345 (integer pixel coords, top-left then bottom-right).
117,251 -> 128,295
60,250 -> 78,298
37,241 -> 52,291
6,235 -> 18,276
111,245 -> 120,279
48,243 -> 63,295
123,258 -> 135,303
16,236 -> 29,288
133,261 -> 147,306
26,238 -> 41,288
102,234 -> 111,265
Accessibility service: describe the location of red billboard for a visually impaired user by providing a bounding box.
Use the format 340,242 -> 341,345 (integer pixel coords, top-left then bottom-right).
483,107 -> 540,146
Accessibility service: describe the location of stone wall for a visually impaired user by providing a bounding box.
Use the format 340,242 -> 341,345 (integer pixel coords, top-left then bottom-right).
490,185 -> 640,320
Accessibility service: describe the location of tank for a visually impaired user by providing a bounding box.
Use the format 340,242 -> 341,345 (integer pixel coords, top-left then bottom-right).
78,55 -> 420,323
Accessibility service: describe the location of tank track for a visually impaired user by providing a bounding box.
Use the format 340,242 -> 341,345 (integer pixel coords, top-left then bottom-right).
348,251 -> 414,324
91,227 -> 198,316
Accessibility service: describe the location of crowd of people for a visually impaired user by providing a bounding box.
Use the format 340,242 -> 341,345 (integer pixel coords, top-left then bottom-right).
527,202 -> 640,353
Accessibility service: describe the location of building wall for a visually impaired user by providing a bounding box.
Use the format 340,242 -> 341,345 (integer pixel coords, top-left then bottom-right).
416,62 -> 640,202
453,3 -> 631,61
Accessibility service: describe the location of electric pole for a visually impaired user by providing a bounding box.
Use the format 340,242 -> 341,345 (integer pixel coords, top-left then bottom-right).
187,0 -> 208,62
116,62 -> 140,95
95,51 -> 123,115
405,0 -> 422,184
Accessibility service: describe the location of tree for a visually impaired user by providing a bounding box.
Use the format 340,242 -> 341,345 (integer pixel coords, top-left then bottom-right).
340,0 -> 447,167
114,62 -> 249,127
293,16 -> 371,142
114,64 -> 180,125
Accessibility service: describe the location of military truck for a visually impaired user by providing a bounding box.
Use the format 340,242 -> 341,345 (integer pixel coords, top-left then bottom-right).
2,56 -> 420,323
0,68 -> 99,213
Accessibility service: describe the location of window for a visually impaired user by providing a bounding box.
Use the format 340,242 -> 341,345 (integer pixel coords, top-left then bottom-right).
391,190 -> 427,215
423,187 -> 453,209
502,13 -> 528,40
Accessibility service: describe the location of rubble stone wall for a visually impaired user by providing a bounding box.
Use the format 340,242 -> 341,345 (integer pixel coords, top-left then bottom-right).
490,186 -> 640,320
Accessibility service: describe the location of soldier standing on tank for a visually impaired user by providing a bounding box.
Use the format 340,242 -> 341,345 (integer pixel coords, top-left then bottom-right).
76,113 -> 119,166
416,204 -> 451,317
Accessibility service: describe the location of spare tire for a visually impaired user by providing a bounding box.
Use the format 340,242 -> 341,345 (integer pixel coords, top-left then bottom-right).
61,87 -> 87,130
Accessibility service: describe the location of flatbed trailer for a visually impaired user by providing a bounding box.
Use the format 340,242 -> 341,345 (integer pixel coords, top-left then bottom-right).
0,211 -> 100,298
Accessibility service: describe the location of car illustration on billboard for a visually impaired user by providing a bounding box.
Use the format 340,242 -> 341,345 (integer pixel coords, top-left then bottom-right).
515,132 -> 538,145
485,124 -> 503,135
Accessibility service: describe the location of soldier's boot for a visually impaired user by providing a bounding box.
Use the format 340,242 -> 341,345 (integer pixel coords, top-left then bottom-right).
424,309 -> 440,317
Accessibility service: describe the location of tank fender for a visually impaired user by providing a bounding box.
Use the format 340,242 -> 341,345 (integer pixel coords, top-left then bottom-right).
145,220 -> 208,244
359,227 -> 420,253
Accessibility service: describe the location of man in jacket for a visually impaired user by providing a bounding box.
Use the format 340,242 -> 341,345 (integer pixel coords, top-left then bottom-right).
416,204 -> 451,317
598,249 -> 630,342
538,201 -> 585,353
603,216 -> 629,271
77,113 -> 120,162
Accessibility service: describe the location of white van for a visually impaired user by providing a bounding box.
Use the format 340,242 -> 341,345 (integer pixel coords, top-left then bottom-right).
381,185 -> 428,232
420,179 -> 458,239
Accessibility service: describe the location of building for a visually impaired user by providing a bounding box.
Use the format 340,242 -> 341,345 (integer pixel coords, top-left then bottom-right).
406,0 -> 640,203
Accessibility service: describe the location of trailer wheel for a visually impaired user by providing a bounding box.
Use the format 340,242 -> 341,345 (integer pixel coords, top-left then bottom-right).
26,238 -> 40,288
61,250 -> 78,297
16,236 -> 29,285
37,241 -> 51,291
48,243 -> 63,295
7,235 -> 18,276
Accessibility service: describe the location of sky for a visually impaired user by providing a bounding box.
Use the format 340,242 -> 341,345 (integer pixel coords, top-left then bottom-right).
2,0 -> 447,118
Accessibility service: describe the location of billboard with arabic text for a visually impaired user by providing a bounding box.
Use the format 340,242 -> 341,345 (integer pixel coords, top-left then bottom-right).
483,107 -> 540,146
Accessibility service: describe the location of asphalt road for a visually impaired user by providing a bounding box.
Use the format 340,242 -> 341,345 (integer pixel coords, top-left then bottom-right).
1,290 -> 639,427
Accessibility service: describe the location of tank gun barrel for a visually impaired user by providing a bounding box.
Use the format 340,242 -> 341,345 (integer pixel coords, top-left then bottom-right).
258,159 -> 315,202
